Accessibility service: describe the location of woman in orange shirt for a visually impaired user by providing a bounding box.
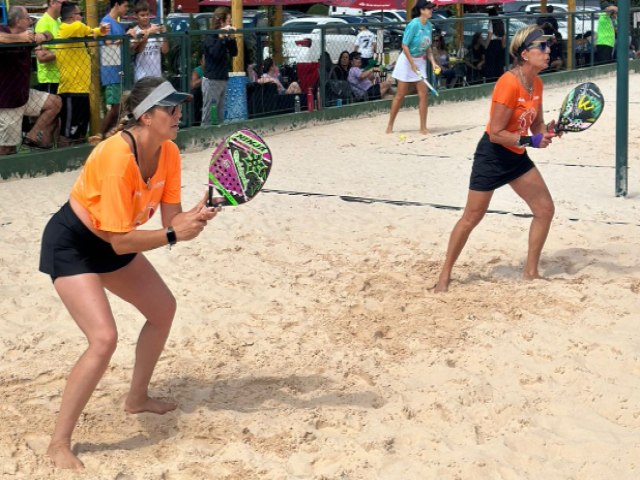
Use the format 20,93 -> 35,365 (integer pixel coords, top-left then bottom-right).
434,26 -> 558,292
39,77 -> 220,470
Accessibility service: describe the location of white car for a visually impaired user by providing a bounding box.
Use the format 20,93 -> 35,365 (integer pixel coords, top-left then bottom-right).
364,9 -> 406,23
282,17 -> 356,64
520,3 -> 600,37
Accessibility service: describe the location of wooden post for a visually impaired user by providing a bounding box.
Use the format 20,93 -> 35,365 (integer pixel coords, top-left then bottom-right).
567,0 -> 576,70
231,0 -> 243,72
86,0 -> 102,135
406,0 -> 413,21
541,0 -> 547,14
273,6 -> 283,65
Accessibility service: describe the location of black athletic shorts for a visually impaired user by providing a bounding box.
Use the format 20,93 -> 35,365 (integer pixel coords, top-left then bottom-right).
39,202 -> 136,281
469,132 -> 535,191
59,93 -> 90,140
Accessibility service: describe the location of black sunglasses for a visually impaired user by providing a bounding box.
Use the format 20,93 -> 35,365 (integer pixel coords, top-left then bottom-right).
158,105 -> 180,116
526,41 -> 549,52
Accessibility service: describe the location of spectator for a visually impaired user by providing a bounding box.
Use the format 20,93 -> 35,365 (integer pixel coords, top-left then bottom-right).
544,26 -> 563,72
465,31 -> 486,83
484,6 -> 506,81
595,3 -> 617,64
0,6 -> 61,155
575,32 -> 593,67
191,55 -> 204,125
354,24 -> 377,69
257,57 -> 301,95
330,50 -> 351,81
55,2 -> 109,146
92,0 -> 130,144
536,5 -> 559,33
35,0 -> 63,94
201,7 -> 237,126
131,0 -> 168,82
432,34 -> 456,88
347,51 -> 392,101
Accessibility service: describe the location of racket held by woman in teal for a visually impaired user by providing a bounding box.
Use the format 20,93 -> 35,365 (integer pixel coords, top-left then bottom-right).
207,129 -> 273,207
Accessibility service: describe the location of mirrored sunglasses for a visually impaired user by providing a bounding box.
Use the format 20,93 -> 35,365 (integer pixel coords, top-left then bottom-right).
526,41 -> 549,52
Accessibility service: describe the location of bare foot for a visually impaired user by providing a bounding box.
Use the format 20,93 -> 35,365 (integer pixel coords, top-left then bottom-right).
433,279 -> 449,293
47,441 -> 84,470
420,129 -> 429,135
124,396 -> 177,415
385,126 -> 393,134
523,272 -> 548,281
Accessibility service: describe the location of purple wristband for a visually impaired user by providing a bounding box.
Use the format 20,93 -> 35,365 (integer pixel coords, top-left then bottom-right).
531,133 -> 544,148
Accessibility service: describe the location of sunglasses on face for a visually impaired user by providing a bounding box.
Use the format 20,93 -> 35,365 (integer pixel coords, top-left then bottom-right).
526,41 -> 549,52
158,105 -> 181,116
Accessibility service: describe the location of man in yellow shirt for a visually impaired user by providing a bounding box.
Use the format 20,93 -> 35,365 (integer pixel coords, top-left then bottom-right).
55,2 -> 109,145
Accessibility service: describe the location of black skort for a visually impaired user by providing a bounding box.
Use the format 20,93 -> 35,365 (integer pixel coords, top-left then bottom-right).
39,202 -> 136,281
469,132 -> 535,192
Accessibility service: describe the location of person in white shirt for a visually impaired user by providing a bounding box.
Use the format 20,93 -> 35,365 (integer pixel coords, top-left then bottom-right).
131,0 -> 168,81
354,24 -> 377,69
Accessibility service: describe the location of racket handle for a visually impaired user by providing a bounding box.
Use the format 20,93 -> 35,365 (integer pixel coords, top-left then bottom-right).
206,185 -> 214,208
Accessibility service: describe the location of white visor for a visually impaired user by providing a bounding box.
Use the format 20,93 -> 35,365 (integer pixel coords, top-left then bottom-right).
132,81 -> 192,120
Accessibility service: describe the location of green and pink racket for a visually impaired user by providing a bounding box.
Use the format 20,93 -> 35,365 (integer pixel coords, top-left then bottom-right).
207,129 -> 273,207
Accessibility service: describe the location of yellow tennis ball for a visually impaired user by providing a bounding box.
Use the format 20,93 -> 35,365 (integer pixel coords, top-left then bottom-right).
434,66 -> 441,75
399,134 -> 406,141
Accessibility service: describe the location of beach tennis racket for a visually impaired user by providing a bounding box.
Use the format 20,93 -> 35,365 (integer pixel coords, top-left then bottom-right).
207,129 -> 272,207
415,68 -> 439,97
555,82 -> 604,133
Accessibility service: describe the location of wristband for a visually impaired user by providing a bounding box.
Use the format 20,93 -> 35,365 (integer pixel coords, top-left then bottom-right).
166,226 -> 177,246
517,136 -> 532,147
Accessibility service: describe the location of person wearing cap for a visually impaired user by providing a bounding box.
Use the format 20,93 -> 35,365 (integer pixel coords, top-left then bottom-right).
595,2 -> 617,64
39,76 -> 220,470
434,26 -> 558,293
386,0 -> 439,135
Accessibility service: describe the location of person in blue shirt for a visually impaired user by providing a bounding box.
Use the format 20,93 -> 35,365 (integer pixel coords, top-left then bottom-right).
90,0 -> 130,144
386,0 -> 439,135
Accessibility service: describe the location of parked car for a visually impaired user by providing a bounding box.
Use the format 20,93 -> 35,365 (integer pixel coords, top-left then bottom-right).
337,15 -> 404,51
461,13 -> 530,47
364,9 -> 406,23
519,3 -> 600,37
282,17 -> 357,63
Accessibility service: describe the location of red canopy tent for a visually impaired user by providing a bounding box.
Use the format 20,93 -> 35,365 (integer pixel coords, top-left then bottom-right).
324,0 -> 406,9
432,0 -> 516,5
198,0 -> 317,4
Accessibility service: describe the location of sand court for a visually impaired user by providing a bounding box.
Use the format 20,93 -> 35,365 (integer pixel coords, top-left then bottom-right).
1,73 -> 640,478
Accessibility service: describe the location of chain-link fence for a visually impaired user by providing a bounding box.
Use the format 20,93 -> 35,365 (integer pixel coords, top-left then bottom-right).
1,8 -> 639,158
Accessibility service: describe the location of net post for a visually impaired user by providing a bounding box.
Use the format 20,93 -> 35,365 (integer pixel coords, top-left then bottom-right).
615,2 -> 629,197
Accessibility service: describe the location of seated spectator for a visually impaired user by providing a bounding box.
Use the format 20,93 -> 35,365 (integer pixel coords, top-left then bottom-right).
347,51 -> 392,101
330,50 -> 351,81
0,6 -> 61,155
432,34 -> 456,88
575,32 -> 593,67
257,57 -> 301,95
543,25 -> 563,72
465,31 -> 486,83
56,2 -> 109,146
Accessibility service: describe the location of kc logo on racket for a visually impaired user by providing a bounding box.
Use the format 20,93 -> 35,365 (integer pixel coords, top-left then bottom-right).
577,95 -> 595,111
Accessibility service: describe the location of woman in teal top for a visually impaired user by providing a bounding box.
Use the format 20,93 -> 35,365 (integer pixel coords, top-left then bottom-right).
386,0 -> 439,135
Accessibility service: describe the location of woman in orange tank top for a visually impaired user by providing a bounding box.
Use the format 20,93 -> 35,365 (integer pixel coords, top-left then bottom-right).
39,77 -> 221,470
434,26 -> 559,293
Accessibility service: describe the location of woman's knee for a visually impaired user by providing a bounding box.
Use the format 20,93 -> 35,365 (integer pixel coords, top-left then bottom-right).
147,293 -> 177,331
88,327 -> 118,358
460,211 -> 485,230
533,199 -> 555,221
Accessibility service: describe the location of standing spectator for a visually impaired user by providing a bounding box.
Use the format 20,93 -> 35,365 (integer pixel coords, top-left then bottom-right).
354,24 -> 376,69
347,51 -> 392,101
595,3 -> 617,64
201,7 -> 237,126
131,0 -> 168,82
56,2 -> 109,146
484,6 -> 506,81
536,5 -> 559,33
0,6 -> 61,155
92,0 -> 130,144
191,55 -> 204,125
544,26 -> 563,72
35,0 -> 63,94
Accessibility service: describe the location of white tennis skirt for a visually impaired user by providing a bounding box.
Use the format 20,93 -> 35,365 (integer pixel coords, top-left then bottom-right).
392,53 -> 427,83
